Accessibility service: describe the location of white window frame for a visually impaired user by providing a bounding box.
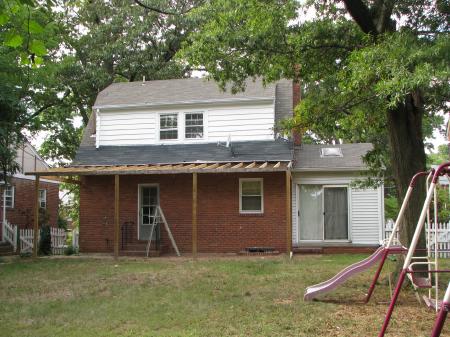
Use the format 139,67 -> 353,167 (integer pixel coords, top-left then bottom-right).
39,189 -> 47,209
184,112 -> 204,140
295,183 -> 351,243
2,185 -> 14,208
159,113 -> 179,141
239,178 -> 264,214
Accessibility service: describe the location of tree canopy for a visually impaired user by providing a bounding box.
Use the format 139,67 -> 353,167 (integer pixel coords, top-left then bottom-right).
180,0 -> 449,245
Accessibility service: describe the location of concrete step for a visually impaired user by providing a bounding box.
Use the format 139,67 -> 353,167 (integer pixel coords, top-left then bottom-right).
0,242 -> 15,256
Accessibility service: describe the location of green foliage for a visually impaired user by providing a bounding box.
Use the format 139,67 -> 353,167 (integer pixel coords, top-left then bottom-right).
38,225 -> 51,255
385,196 -> 399,220
180,0 -> 449,187
427,144 -> 449,166
64,245 -> 76,255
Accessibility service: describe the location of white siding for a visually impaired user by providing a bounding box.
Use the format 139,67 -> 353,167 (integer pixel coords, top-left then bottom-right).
97,102 -> 274,146
351,188 -> 383,245
291,172 -> 383,246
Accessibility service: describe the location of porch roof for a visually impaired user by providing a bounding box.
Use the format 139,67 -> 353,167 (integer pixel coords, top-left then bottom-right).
25,160 -> 291,177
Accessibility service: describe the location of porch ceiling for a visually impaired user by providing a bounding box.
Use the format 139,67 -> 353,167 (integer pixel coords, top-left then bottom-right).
25,160 -> 292,177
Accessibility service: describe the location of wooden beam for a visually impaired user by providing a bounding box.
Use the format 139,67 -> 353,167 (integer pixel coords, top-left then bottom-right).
33,176 -> 40,258
114,175 -> 120,259
245,162 -> 256,169
231,162 -> 244,169
286,170 -> 292,254
192,172 -> 198,259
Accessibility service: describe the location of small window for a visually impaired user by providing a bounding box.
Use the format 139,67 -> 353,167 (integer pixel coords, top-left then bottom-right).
185,113 -> 204,139
160,114 -> 178,140
39,189 -> 47,209
2,185 -> 14,208
239,179 -> 263,213
321,147 -> 343,157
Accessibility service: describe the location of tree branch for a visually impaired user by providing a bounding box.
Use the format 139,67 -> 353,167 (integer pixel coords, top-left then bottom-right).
342,0 -> 378,35
133,0 -> 198,15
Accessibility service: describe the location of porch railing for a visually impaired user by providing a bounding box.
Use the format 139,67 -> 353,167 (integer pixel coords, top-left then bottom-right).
2,220 -> 18,252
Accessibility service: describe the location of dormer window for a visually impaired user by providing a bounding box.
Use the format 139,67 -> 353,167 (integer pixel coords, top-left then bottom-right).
185,113 -> 204,139
321,147 -> 343,157
160,114 -> 178,140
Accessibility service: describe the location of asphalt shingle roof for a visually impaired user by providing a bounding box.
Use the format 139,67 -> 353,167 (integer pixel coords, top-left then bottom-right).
93,78 -> 278,108
293,143 -> 373,170
73,140 -> 293,166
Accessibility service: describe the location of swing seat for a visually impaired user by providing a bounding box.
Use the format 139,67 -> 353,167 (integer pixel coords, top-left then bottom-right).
411,275 -> 432,289
423,295 -> 443,310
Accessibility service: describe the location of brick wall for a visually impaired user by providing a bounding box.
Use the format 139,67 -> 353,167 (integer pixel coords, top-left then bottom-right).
79,172 -> 288,254
0,177 -> 59,236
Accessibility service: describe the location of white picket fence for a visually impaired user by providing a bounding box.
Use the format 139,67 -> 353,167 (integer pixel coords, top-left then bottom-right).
19,228 -> 37,254
385,220 -> 450,258
50,227 -> 66,255
17,227 -> 67,255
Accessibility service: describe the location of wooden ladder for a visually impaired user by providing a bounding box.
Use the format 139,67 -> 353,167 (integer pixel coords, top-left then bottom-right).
146,206 -> 180,257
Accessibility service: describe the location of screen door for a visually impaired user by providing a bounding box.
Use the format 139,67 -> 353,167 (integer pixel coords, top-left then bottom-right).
323,187 -> 348,240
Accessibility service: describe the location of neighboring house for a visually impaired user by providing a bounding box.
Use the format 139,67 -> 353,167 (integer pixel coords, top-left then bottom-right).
0,142 -> 60,241
27,78 -> 384,256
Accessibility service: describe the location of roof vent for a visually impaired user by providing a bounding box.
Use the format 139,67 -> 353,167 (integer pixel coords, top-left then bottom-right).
321,147 -> 343,157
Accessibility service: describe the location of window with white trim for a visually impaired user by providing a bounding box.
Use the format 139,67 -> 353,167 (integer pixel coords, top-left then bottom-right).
39,189 -> 47,209
160,114 -> 178,140
239,178 -> 263,213
2,185 -> 14,208
185,113 -> 204,139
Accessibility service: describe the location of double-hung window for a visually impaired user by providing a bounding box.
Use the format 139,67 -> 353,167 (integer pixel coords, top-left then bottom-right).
160,114 -> 178,140
39,189 -> 47,209
185,113 -> 204,139
239,178 -> 263,214
2,185 -> 14,208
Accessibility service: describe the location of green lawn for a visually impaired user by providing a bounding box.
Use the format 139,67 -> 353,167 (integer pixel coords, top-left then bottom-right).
0,254 -> 448,337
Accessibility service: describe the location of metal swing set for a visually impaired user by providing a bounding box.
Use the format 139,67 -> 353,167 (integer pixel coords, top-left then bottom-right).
378,163 -> 450,337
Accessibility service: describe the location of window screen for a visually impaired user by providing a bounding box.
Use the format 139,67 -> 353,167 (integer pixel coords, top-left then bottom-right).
240,179 -> 263,213
185,113 -> 203,139
160,114 -> 178,140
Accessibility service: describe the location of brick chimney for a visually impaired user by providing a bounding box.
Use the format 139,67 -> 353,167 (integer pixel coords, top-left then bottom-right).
292,79 -> 302,146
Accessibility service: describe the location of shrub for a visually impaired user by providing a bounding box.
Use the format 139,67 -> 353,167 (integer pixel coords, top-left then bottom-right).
38,225 -> 52,255
64,245 -> 76,255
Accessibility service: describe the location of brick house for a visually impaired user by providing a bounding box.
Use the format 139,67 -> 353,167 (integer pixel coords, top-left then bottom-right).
27,78 -> 384,257
1,142 -> 59,241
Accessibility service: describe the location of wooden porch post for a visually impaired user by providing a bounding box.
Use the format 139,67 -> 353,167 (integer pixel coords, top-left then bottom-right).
114,175 -> 120,259
286,170 -> 292,254
192,172 -> 198,258
33,175 -> 40,258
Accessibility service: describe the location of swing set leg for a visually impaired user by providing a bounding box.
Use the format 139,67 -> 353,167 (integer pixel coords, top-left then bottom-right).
365,249 -> 389,303
430,303 -> 449,337
378,269 -> 407,337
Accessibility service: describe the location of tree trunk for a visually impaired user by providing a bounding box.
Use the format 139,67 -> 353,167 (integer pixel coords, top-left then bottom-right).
386,90 -> 427,255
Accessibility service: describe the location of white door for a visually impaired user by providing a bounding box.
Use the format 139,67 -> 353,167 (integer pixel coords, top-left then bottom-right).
139,185 -> 159,240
